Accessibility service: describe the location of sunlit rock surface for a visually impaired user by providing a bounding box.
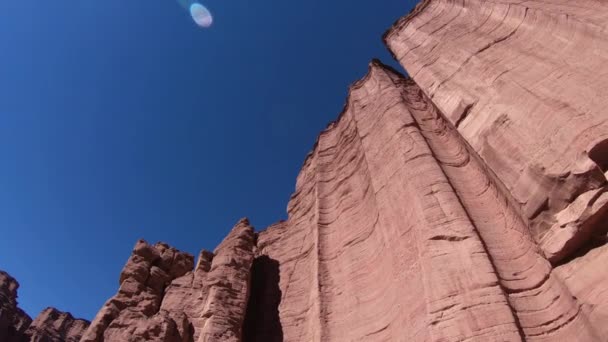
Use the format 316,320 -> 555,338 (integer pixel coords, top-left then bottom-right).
3,1 -> 608,341
384,0 -> 608,265
27,308 -> 90,342
80,240 -> 195,342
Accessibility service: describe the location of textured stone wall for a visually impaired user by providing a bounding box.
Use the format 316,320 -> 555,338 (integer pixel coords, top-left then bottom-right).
384,0 -> 608,264
3,1 -> 608,341
80,219 -> 255,342
254,59 -> 605,341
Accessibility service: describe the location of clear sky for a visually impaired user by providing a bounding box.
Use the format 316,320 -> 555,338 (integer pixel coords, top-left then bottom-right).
0,0 -> 417,320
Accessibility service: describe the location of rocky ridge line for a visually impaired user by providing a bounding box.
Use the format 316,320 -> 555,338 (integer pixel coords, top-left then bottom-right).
0,271 -> 90,342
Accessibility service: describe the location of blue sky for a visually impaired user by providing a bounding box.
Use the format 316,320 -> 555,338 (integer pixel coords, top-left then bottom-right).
0,0 -> 416,320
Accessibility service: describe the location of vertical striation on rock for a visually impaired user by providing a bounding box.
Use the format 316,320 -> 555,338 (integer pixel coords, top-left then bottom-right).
80,240 -> 195,342
160,248 -> 214,342
194,218 -> 255,342
384,0 -> 608,265
257,61 -> 523,341
3,1 -> 608,341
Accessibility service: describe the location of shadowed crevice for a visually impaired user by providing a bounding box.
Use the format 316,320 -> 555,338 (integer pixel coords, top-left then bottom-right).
242,256 -> 283,342
589,139 -> 608,173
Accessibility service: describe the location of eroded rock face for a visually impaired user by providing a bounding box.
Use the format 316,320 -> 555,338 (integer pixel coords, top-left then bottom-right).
256,61 -> 528,341
80,240 -> 195,342
3,2 -> 608,341
384,0 -> 608,265
0,271 -> 32,341
27,307 -> 90,342
195,218 -> 255,342
81,219 -> 255,342
0,271 -> 89,342
249,56 -> 608,341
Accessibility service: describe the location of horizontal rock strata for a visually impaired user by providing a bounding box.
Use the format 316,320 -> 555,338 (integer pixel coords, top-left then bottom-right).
3,1 -> 608,341
254,59 -> 604,341
384,0 -> 608,265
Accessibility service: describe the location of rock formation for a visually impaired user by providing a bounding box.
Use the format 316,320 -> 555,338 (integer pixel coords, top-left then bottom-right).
3,0 -> 608,341
27,308 -> 90,342
384,0 -> 608,265
0,271 -> 89,342
81,219 -> 255,342
1,271 -> 32,341
80,240 -> 195,342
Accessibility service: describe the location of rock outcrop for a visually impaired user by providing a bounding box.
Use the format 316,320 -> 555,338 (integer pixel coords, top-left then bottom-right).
27,308 -> 90,342
248,52 -> 606,340
0,271 -> 89,342
3,1 -> 608,341
80,240 -> 195,342
384,0 -> 608,265
1,271 -> 32,341
81,219 -> 255,342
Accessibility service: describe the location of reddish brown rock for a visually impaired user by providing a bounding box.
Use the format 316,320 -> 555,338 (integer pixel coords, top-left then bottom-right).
194,218 -> 255,342
160,249 -> 214,341
81,219 -> 255,342
0,271 -> 32,342
253,54 -> 608,340
27,307 -> 89,342
1,271 -> 89,342
160,219 -> 256,342
257,61 -> 524,341
384,0 -> 608,265
554,242 -> 608,338
80,240 -> 195,342
5,1 -> 608,341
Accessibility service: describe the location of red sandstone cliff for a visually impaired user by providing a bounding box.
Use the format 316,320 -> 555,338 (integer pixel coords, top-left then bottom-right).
0,271 -> 89,342
2,1 -> 608,341
384,0 -> 608,265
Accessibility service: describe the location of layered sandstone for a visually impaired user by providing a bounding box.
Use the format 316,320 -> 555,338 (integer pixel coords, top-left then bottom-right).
255,60 -> 578,341
384,0 -> 608,265
0,271 -> 89,342
2,1 -> 608,341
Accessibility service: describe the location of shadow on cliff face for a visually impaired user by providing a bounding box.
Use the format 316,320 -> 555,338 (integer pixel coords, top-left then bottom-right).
243,255 -> 283,342
589,139 -> 608,173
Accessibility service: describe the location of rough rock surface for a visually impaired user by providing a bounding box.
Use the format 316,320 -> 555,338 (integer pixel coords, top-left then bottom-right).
384,0 -> 608,265
27,308 -> 90,342
249,56 -> 607,341
81,219 -> 255,342
2,1 -> 608,341
0,271 -> 89,342
80,240 -> 195,342
1,271 -> 32,341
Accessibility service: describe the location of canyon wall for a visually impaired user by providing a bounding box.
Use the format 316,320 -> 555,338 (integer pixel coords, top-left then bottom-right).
384,0 -> 608,264
3,0 -> 608,341
254,58 -> 607,341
